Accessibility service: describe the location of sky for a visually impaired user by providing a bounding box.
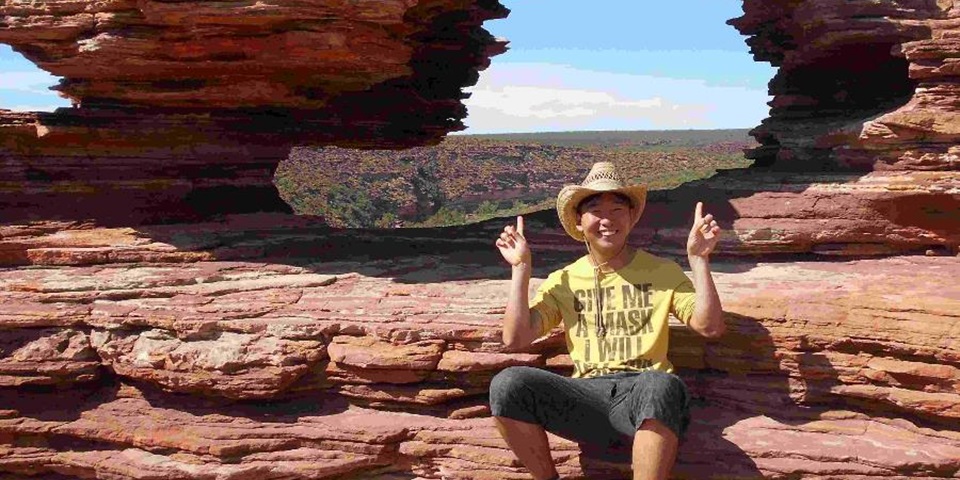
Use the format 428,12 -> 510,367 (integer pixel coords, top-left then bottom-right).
0,1 -> 774,133
0,45 -> 70,112
462,0 -> 775,133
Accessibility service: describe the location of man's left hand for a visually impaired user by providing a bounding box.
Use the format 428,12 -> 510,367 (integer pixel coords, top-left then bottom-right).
687,201 -> 721,257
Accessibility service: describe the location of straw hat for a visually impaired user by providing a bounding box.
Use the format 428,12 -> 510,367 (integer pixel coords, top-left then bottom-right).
556,162 -> 647,242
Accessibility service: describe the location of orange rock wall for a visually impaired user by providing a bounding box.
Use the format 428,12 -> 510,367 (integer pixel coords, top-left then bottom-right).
0,0 -> 507,223
0,218 -> 957,478
691,0 -> 960,256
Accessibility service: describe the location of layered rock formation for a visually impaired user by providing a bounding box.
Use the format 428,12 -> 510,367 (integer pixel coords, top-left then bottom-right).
627,168 -> 959,257
2,0 -> 960,479
696,0 -> 960,256
0,0 -> 507,224
0,220 -> 958,478
529,0 -> 960,258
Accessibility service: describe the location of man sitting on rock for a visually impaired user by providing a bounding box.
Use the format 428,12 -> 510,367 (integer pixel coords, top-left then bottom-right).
490,161 -> 725,480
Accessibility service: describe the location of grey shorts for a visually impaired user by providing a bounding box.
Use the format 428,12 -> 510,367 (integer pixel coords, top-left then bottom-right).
488,366 -> 690,448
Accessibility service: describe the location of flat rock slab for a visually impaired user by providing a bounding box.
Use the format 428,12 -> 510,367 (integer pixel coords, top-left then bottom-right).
1,385 -> 958,479
1,236 -> 958,478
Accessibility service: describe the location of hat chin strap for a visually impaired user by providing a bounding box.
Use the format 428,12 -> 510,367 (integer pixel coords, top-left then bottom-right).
584,238 -> 628,338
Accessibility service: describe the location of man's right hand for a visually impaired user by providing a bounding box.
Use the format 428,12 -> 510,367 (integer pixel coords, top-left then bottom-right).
496,216 -> 531,268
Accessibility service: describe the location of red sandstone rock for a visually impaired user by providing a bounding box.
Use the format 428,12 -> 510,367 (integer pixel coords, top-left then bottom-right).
682,0 -> 960,257
622,169 -> 960,257
436,350 -> 543,372
0,0 -> 508,224
0,328 -> 99,386
328,336 -> 445,371
3,384 -> 959,479
0,228 -> 957,478
91,327 -> 327,399
1,1 -> 959,479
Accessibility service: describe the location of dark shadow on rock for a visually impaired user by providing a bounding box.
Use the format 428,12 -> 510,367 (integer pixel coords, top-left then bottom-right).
565,312 -> 846,479
871,193 -> 960,249
120,213 -> 587,284
0,377 -> 120,423
127,375 -> 353,424
118,146 -> 944,284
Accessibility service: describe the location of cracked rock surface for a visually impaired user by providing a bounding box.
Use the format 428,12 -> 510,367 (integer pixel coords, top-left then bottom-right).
1,217 -> 957,478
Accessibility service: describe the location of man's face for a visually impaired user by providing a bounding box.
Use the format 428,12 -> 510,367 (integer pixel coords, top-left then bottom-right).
576,192 -> 634,250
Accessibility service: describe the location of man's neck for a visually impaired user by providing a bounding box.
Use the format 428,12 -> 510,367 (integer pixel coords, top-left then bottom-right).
587,243 -> 634,271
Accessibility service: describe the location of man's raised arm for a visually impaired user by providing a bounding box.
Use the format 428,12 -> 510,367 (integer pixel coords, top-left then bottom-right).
496,216 -> 544,349
685,202 -> 725,338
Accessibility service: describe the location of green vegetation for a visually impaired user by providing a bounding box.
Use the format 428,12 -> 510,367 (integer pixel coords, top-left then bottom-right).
325,185 -> 378,228
641,153 -> 753,191
461,128 -> 752,147
474,200 -> 499,217
413,206 -> 468,227
274,130 -> 757,228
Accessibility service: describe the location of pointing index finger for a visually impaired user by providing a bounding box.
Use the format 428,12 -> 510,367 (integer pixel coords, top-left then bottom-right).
517,216 -> 525,237
694,202 -> 703,222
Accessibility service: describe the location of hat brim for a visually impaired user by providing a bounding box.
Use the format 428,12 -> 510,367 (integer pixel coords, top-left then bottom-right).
556,184 -> 647,242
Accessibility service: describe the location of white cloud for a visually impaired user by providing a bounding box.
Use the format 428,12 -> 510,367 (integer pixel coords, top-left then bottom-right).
463,63 -> 770,133
467,84 -> 710,128
0,70 -> 69,111
0,71 -> 61,94
4,104 -> 65,112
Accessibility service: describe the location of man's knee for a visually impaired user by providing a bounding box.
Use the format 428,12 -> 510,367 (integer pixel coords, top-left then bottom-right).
626,371 -> 689,438
490,366 -> 533,408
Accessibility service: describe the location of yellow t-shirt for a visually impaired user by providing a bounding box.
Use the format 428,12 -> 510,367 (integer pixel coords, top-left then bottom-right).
531,249 -> 696,378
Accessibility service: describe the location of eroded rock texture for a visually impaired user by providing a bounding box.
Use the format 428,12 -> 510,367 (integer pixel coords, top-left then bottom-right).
2,0 -> 959,479
0,220 -> 958,479
696,0 -> 960,256
528,0 -> 958,258
0,0 -> 508,224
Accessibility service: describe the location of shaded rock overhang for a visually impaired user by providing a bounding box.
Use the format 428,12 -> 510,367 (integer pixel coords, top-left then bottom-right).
0,0 -> 508,224
730,0 -> 957,171
611,0 -> 960,257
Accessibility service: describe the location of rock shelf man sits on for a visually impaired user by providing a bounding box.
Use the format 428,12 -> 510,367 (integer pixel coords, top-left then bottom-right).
490,162 -> 725,480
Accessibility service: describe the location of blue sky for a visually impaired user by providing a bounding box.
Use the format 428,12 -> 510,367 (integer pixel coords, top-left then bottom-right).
462,0 -> 775,133
0,1 -> 774,132
0,45 -> 70,111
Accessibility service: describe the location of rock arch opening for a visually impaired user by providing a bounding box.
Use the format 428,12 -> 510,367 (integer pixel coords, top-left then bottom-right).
274,2 -> 772,229
0,45 -> 70,112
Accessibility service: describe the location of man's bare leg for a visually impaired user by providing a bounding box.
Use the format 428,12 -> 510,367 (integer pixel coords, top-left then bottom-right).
493,415 -> 559,480
631,419 -> 678,480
